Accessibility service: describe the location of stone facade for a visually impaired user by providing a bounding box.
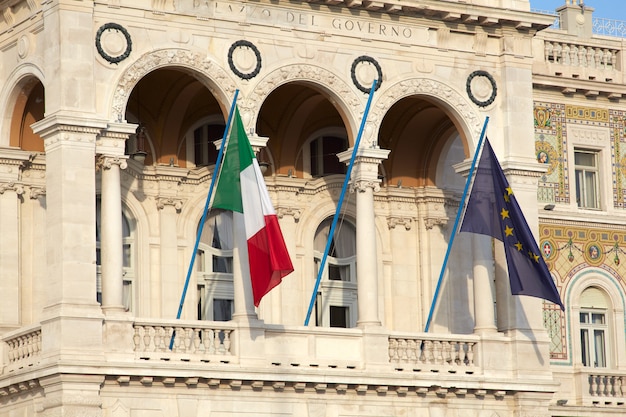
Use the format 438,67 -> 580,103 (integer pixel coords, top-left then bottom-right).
0,0 -> 624,416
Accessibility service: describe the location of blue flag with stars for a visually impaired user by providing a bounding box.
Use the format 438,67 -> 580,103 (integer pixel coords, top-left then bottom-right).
460,139 -> 564,310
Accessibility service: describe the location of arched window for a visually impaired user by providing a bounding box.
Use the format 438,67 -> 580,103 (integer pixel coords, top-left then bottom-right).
186,121 -> 225,168
196,210 -> 234,321
579,286 -> 610,368
313,218 -> 357,328
95,198 -> 135,311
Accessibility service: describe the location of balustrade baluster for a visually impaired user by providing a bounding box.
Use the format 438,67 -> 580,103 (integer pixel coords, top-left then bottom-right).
223,330 -> 232,354
388,338 -> 398,363
398,339 -> 408,363
590,375 -> 598,395
407,339 -> 417,364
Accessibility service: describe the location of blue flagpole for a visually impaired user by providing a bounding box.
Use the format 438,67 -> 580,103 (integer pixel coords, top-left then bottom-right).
304,79 -> 378,326
423,116 -> 489,332
169,90 -> 239,349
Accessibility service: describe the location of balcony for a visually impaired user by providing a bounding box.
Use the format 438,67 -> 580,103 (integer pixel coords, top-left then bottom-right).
0,316 -> 558,401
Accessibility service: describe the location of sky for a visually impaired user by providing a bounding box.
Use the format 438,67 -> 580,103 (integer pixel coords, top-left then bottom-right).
529,1 -> 626,21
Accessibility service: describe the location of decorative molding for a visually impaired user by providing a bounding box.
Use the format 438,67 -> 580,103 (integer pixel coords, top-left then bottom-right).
466,70 -> 497,108
371,78 -> 482,140
156,197 -> 183,211
425,217 -> 448,230
28,186 -> 45,199
244,64 -> 363,139
276,206 -> 302,221
350,55 -> 383,93
0,181 -> 25,195
351,179 -> 380,193
97,156 -> 128,171
228,40 -> 262,80
95,23 -> 132,64
112,49 -> 236,122
387,216 -> 412,230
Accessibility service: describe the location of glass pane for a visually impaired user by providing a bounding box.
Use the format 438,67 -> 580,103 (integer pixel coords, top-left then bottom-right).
591,313 -> 605,325
213,299 -> 233,321
584,171 -> 597,208
575,151 -> 595,167
196,250 -> 205,272
213,255 -> 233,273
123,244 -> 131,268
194,127 -> 205,166
328,264 -> 350,281
581,329 -> 590,366
123,280 -> 132,312
580,312 -> 589,324
594,330 -> 606,367
329,305 -> 348,328
310,139 -> 320,177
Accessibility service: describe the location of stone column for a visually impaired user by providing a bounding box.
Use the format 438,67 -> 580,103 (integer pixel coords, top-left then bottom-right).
454,160 -> 497,334
31,115 -> 107,359
472,234 -> 497,334
338,147 -> 390,328
98,156 -> 127,314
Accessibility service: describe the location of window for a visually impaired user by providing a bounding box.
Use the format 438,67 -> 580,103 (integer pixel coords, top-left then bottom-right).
310,136 -> 348,177
95,198 -> 135,312
196,210 -> 234,321
313,218 -> 357,328
193,123 -> 225,167
574,149 -> 599,209
579,287 -> 610,368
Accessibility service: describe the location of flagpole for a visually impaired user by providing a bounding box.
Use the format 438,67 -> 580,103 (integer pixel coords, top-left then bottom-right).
304,79 -> 378,326
423,116 -> 489,332
169,90 -> 239,349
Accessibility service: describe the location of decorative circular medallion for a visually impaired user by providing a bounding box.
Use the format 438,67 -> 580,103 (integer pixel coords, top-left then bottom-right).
95,23 -> 132,64
584,242 -> 603,266
351,56 -> 383,93
228,40 -> 262,80
466,70 -> 497,107
541,240 -> 556,260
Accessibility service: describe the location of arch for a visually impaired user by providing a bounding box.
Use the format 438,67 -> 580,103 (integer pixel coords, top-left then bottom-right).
245,64 -> 363,145
369,77 -> 483,154
563,268 -> 626,367
109,49 -> 238,124
0,64 -> 46,148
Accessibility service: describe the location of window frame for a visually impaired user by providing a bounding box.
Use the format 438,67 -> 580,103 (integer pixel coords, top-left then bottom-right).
574,148 -> 600,210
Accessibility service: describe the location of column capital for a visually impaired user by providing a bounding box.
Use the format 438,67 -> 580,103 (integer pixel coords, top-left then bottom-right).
0,181 -> 25,196
276,206 -> 302,221
351,179 -> 380,193
96,155 -> 128,171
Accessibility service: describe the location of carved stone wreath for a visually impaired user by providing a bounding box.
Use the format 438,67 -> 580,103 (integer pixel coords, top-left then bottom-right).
95,23 -> 132,64
351,56 -> 383,93
466,70 -> 497,107
228,40 -> 262,80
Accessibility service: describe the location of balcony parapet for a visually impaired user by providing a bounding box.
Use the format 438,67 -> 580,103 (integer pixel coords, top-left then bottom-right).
132,319 -> 234,364
533,30 -> 626,97
1,325 -> 41,374
389,333 -> 478,374
587,372 -> 626,405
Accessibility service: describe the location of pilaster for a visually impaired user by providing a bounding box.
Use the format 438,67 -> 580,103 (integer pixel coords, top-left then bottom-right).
31,115 -> 106,360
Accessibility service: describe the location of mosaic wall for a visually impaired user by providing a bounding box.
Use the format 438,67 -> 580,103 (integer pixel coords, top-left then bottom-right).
539,223 -> 626,361
534,102 -> 626,207
535,102 -> 626,362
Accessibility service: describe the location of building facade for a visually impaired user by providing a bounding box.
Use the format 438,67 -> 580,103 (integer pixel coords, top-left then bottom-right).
0,0 -> 623,416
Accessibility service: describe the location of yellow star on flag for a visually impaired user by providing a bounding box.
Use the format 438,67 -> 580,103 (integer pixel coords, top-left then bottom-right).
504,225 -> 514,237
500,208 -> 509,219
514,241 -> 523,251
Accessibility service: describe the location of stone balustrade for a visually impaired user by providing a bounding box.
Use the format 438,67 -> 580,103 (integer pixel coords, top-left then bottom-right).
544,41 -> 618,70
388,334 -> 478,373
588,373 -> 626,403
1,326 -> 41,373
132,320 -> 234,362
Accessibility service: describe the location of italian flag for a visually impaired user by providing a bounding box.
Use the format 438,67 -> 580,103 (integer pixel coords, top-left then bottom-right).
212,107 -> 294,306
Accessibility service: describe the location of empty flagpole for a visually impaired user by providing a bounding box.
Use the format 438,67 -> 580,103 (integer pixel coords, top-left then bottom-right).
169,90 -> 239,349
423,116 -> 489,332
304,79 -> 378,326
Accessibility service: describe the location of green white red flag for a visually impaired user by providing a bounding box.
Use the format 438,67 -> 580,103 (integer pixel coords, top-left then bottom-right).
212,107 -> 294,306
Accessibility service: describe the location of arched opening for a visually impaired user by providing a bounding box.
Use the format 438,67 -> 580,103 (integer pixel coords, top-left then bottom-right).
10,79 -> 45,151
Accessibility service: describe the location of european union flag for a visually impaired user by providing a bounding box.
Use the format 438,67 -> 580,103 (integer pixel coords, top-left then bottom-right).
460,139 -> 564,310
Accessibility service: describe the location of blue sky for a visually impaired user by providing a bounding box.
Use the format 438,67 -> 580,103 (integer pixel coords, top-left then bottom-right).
529,1 -> 626,21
